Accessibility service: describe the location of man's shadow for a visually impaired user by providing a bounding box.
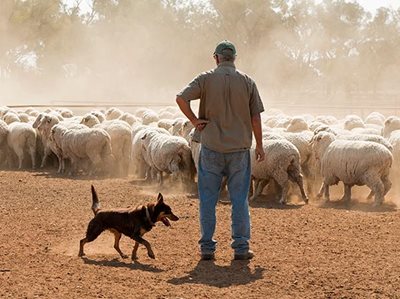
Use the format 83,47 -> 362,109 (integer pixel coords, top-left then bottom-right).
168,260 -> 265,287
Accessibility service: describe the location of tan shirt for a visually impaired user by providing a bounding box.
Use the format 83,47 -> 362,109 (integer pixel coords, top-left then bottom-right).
177,61 -> 264,153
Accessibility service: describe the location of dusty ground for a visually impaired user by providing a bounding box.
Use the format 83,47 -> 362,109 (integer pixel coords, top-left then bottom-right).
1,170 -> 400,299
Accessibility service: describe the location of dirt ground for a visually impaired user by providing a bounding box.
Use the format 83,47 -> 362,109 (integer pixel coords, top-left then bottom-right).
1,170 -> 400,299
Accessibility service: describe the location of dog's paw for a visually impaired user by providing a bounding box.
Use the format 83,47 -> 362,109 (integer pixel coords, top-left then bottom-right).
131,255 -> 138,261
121,254 -> 129,259
148,251 -> 156,259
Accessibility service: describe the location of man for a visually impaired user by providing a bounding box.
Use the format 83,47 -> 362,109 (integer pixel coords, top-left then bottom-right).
176,40 -> 265,261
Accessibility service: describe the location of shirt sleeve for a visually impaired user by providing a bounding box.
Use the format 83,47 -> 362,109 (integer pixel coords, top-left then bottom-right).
249,80 -> 264,116
177,74 -> 203,102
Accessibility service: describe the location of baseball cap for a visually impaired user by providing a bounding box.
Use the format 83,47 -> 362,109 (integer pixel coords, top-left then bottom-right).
214,40 -> 236,55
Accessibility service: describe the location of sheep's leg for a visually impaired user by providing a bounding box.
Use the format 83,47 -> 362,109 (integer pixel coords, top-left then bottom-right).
40,146 -> 51,168
292,174 -> 308,204
13,147 -> 24,169
29,146 -> 36,169
340,184 -> 352,202
366,190 -> 374,200
249,178 -> 268,201
365,176 -> 384,206
382,175 -> 392,196
275,171 -> 289,205
316,182 -> 324,200
323,183 -> 330,202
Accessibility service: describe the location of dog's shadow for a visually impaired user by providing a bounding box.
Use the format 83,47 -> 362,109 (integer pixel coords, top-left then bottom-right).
81,257 -> 164,273
168,260 -> 265,287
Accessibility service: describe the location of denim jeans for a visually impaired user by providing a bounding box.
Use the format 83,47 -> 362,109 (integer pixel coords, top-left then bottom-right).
198,146 -> 251,255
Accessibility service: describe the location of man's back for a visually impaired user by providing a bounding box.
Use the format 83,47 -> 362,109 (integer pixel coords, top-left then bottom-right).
178,61 -> 263,153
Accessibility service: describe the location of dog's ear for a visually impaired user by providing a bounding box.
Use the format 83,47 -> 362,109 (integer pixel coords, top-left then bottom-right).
156,193 -> 164,204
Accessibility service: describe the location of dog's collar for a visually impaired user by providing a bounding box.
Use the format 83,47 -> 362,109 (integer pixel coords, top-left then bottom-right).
145,206 -> 155,227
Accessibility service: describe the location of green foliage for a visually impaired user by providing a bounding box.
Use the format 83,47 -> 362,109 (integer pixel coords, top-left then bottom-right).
1,0 -> 400,99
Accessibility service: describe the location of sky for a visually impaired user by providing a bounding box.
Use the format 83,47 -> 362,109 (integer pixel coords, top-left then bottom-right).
64,0 -> 400,13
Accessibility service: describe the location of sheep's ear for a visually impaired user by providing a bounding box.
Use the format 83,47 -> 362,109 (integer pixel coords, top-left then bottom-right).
156,193 -> 164,204
141,133 -> 147,140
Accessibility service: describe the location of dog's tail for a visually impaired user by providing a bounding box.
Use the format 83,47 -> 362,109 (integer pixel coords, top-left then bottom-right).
91,185 -> 100,215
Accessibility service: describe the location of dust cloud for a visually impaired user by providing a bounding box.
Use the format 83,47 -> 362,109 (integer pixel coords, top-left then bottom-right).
1,0 -> 400,108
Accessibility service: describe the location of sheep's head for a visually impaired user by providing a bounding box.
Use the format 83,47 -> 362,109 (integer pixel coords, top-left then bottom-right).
310,132 -> 336,161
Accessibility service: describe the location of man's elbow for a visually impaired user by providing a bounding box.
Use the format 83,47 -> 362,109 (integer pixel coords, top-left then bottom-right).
251,113 -> 261,122
176,96 -> 186,105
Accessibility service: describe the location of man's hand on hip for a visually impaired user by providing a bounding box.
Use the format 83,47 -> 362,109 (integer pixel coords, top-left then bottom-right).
255,144 -> 265,162
192,118 -> 209,131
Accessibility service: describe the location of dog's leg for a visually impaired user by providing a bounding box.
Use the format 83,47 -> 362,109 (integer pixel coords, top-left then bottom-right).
111,230 -> 128,259
78,220 -> 104,257
131,242 -> 139,260
131,235 -> 155,259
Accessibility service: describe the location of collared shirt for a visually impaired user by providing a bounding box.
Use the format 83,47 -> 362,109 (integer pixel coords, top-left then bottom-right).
177,61 -> 264,153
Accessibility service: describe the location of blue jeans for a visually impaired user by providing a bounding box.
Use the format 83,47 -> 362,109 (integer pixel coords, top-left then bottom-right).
198,146 -> 251,255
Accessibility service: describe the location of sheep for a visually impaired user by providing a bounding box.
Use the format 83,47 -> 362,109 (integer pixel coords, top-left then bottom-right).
130,125 -> 170,179
7,122 -> 37,169
49,125 -> 114,175
105,107 -> 123,120
55,108 -> 74,118
158,111 -> 175,120
141,109 -> 159,125
250,139 -> 308,204
3,112 -> 20,124
38,114 -> 86,170
119,112 -> 139,126
157,119 -> 175,131
140,130 -> 195,186
180,120 -> 194,141
80,114 -> 101,128
286,117 -> 309,132
171,118 -> 187,136
17,112 -> 30,123
343,115 -> 365,131
388,132 -> 400,196
382,116 -> 400,138
311,131 -> 393,206
364,112 -> 385,126
90,110 -> 106,123
0,120 -> 9,167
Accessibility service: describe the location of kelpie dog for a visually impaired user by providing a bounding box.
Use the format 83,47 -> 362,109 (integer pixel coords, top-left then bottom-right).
78,185 -> 179,260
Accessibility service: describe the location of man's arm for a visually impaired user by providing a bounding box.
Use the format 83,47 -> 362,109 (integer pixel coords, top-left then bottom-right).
251,113 -> 265,162
176,96 -> 208,131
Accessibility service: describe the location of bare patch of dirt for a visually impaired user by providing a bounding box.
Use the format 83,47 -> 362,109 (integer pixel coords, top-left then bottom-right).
1,170 -> 400,298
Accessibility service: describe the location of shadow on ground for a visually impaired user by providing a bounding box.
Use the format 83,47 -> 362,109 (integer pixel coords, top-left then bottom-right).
168,260 -> 265,287
81,257 -> 164,273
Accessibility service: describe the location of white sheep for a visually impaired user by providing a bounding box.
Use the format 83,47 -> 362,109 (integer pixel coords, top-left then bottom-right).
50,125 -> 114,175
105,107 -> 123,120
38,114 -> 86,170
130,125 -> 170,179
3,112 -> 20,124
140,130 -> 194,186
0,120 -> 9,167
365,112 -> 385,126
90,110 -> 106,123
7,122 -> 37,169
141,109 -> 159,125
119,112 -> 140,126
157,119 -> 175,131
311,132 -> 392,206
382,116 -> 400,138
250,139 -> 308,204
286,117 -> 309,132
343,115 -> 365,131
315,115 -> 338,125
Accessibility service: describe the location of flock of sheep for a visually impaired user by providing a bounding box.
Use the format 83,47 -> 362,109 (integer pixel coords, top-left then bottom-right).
0,105 -> 399,206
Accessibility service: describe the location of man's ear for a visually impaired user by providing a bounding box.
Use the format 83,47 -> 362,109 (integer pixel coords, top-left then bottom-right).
156,193 -> 164,204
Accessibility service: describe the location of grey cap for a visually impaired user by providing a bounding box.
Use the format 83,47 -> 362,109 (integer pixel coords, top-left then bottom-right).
214,40 -> 236,55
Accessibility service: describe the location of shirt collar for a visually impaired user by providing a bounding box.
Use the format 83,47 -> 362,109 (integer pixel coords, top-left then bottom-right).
217,61 -> 236,69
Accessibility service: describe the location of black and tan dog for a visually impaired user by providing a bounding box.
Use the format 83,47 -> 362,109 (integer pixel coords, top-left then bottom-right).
78,185 -> 179,260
